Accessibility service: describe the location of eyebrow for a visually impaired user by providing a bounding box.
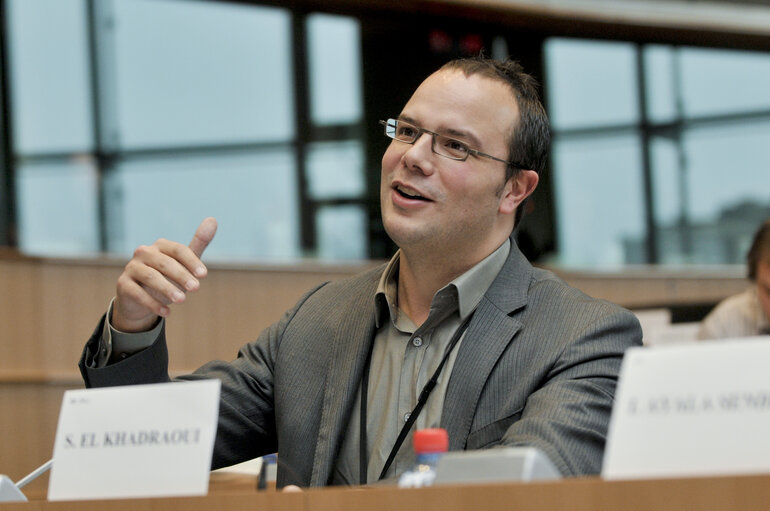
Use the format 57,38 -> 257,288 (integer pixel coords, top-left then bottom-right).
397,114 -> 484,150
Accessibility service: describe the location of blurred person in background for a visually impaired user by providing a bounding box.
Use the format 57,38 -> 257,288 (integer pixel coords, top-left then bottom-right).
698,219 -> 770,340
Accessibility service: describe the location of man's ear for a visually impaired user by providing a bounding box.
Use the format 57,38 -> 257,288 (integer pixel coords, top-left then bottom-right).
498,170 -> 539,215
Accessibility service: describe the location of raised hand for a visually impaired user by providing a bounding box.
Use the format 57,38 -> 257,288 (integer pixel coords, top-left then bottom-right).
112,218 -> 218,332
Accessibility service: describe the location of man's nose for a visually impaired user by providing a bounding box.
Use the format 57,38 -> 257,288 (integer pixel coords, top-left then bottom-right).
402,134 -> 436,175
411,131 -> 435,155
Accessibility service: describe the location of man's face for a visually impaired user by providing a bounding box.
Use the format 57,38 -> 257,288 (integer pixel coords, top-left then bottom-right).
757,259 -> 770,321
380,70 -> 532,261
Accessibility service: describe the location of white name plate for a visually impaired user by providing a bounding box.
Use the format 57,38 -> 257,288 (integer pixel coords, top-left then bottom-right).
603,336 -> 770,480
48,380 -> 220,501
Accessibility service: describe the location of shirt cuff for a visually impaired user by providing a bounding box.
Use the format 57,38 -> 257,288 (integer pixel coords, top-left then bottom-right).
95,298 -> 164,367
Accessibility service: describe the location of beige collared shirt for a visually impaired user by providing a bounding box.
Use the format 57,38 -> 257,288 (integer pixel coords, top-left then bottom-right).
332,240 -> 510,484
697,286 -> 770,340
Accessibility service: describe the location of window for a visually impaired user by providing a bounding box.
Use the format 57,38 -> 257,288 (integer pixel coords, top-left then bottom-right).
7,0 -> 97,255
104,151 -> 299,261
546,38 -> 770,267
305,13 -> 367,261
9,4 -> 768,268
8,0 -> 93,155
104,0 -> 300,261
4,0 -> 367,262
111,0 -> 294,149
307,13 -> 363,126
16,159 -> 100,255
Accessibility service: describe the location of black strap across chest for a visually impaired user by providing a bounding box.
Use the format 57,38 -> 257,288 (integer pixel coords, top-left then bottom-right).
358,313 -> 474,484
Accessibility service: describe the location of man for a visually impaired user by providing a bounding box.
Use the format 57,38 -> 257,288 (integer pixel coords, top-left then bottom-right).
80,57 -> 641,487
698,219 -> 770,340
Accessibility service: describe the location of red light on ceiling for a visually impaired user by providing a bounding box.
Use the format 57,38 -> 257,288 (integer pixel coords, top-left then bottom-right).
460,34 -> 484,55
428,29 -> 453,53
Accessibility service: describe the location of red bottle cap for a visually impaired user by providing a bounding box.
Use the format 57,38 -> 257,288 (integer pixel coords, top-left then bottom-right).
413,428 -> 449,454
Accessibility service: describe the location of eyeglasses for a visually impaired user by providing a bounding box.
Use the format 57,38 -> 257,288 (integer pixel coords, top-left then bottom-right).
380,118 -> 524,168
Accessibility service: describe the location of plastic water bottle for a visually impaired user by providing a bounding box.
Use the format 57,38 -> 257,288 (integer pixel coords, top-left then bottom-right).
397,428 -> 448,488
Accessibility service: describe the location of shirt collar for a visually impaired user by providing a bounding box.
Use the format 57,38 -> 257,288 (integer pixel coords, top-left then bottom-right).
454,239 -> 510,319
374,239 -> 511,328
374,253 -> 401,328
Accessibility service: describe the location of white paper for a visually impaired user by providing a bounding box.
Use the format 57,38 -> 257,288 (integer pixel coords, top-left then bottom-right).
48,379 -> 220,501
603,336 -> 770,480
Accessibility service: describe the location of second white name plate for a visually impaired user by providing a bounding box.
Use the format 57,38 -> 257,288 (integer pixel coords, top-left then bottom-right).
603,336 -> 770,480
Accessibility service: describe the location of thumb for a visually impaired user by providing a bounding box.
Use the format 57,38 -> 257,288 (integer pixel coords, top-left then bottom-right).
189,217 -> 218,258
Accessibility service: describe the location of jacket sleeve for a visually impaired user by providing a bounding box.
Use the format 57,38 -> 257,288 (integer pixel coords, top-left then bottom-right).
77,283 -> 328,471
79,314 -> 171,388
497,306 -> 642,476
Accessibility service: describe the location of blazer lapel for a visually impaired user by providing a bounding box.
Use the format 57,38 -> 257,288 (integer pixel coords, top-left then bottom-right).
310,274 -> 379,486
442,241 -> 532,450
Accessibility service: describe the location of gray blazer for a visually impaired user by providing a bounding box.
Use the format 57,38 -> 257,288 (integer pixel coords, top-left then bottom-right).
80,242 -> 641,487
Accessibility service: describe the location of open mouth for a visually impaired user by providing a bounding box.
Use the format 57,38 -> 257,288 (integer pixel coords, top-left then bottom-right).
395,184 -> 430,201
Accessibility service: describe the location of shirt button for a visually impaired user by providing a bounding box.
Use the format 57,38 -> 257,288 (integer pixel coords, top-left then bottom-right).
403,412 -> 411,423
412,336 -> 423,347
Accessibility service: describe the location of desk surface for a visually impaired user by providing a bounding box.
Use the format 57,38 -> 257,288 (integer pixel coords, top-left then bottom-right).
6,472 -> 770,511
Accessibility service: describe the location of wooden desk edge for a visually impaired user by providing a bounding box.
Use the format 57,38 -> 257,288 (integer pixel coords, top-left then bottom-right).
11,473 -> 770,511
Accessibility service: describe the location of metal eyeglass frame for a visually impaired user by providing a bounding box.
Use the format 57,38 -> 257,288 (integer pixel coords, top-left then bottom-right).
380,118 -> 525,169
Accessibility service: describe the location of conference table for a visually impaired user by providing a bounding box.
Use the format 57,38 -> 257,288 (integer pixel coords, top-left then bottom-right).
5,470 -> 770,510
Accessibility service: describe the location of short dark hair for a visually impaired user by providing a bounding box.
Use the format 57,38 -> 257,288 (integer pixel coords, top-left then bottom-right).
747,219 -> 770,280
439,57 -> 550,226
